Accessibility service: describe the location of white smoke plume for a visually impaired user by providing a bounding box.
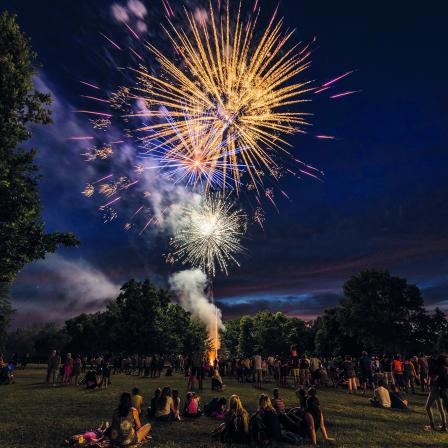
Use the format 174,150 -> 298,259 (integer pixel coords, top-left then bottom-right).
169,269 -> 224,344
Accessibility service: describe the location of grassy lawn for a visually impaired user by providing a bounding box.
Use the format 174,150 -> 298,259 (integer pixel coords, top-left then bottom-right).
0,366 -> 446,448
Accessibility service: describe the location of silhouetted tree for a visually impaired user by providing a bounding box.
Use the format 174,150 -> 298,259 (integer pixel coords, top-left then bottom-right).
0,12 -> 78,348
340,270 -> 427,353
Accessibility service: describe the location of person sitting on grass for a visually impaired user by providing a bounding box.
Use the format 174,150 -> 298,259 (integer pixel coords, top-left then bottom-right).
131,387 -> 143,415
370,380 -> 391,408
250,394 -> 282,445
212,368 -> 224,391
221,394 -> 250,444
172,389 -> 181,421
204,397 -> 227,418
85,369 -> 99,390
110,392 -> 151,446
304,388 -> 336,446
147,388 -> 161,418
296,388 -> 308,409
183,391 -> 202,418
389,384 -> 408,409
272,388 -> 287,414
155,386 -> 175,421
271,388 -> 305,433
211,398 -> 226,419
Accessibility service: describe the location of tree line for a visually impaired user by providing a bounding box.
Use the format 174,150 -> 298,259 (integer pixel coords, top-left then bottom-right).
5,270 -> 448,360
221,270 -> 448,358
5,279 -> 210,360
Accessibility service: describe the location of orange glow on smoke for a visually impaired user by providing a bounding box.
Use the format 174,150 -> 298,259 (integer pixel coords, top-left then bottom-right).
208,319 -> 220,364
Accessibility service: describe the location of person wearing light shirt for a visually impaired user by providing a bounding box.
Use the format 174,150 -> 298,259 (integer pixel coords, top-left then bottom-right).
370,380 -> 391,408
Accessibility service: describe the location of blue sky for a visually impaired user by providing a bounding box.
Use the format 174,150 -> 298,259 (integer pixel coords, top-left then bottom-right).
4,0 -> 448,326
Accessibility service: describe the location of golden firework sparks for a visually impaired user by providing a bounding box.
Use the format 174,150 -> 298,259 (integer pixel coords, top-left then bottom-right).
170,193 -> 245,276
131,1 -> 314,191
82,183 -> 95,197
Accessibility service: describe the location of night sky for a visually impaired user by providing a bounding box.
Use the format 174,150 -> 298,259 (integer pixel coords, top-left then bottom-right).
4,0 -> 448,327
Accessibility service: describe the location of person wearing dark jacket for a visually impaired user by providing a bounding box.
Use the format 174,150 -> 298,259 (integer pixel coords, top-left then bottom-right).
435,354 -> 448,421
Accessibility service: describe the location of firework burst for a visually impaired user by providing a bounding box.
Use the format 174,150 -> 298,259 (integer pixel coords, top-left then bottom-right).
171,193 -> 245,276
138,107 -> 247,190
132,0 -> 314,192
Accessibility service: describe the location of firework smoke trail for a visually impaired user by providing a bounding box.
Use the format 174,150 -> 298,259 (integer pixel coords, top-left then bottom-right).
170,192 -> 245,360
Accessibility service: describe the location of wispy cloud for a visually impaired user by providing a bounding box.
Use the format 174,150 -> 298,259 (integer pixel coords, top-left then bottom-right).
11,254 -> 120,327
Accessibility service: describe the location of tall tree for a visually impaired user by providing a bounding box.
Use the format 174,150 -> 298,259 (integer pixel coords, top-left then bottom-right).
220,318 -> 241,357
0,12 -> 78,347
314,308 -> 361,356
238,316 -> 255,358
340,270 -> 426,353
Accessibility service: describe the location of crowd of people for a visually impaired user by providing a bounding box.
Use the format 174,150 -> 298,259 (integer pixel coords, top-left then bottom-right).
42,349 -> 448,434
45,351 -> 111,388
106,384 -> 335,446
4,347 -> 448,445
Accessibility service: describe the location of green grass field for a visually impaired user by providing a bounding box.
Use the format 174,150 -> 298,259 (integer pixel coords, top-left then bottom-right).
0,366 -> 446,448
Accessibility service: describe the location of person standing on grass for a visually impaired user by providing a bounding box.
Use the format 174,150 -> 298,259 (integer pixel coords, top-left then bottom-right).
309,355 -> 320,386
274,356 -> 281,383
72,354 -> 81,386
359,351 -> 374,396
392,355 -> 404,390
291,352 -> 300,387
403,356 -> 417,394
20,353 -> 29,369
157,355 -> 164,378
419,352 -> 429,392
280,356 -> 290,387
343,355 -> 357,394
63,353 -> 74,384
190,350 -> 202,389
435,354 -> 448,429
424,357 -> 447,432
299,355 -> 310,388
261,357 -> 268,381
150,354 -> 157,378
254,354 -> 263,389
381,354 -> 394,387
47,350 -> 60,386
46,350 -> 54,383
